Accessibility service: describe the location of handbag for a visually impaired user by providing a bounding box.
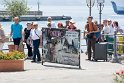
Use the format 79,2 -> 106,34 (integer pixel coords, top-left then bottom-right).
26,37 -> 31,45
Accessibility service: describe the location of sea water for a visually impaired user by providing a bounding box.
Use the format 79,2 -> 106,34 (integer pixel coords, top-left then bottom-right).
1,0 -> 124,51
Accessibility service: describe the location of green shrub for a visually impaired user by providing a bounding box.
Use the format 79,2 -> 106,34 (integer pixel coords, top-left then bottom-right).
0,51 -> 25,60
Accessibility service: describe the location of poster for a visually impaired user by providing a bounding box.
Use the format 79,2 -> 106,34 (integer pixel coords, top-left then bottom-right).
42,28 -> 80,66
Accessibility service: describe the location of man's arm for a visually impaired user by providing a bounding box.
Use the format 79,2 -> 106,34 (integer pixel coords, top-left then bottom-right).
40,31 -> 42,47
21,25 -> 24,41
94,24 -> 98,31
23,29 -> 26,42
10,25 -> 13,37
84,24 -> 88,38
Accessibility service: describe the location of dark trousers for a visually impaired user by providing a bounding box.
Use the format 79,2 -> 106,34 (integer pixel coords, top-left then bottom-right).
26,43 -> 33,57
87,38 -> 96,60
33,39 -> 41,61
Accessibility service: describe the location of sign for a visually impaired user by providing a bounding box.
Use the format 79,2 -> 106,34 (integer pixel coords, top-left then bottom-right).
42,28 -> 81,66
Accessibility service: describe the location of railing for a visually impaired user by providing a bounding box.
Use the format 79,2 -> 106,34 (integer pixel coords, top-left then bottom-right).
3,32 -> 124,62
0,11 -> 43,16
81,31 -> 124,62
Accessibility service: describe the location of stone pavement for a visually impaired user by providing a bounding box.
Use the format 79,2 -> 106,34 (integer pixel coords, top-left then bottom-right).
0,54 -> 124,83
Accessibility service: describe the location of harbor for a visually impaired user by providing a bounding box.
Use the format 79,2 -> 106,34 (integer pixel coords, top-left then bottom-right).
0,15 -> 72,21
0,10 -> 72,21
0,0 -> 72,21
0,0 -> 124,83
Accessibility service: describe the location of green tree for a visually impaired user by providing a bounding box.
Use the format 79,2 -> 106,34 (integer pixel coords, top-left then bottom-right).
4,0 -> 29,18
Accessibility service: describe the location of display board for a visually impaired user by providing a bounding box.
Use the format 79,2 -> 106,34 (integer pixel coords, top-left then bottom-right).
42,28 -> 81,67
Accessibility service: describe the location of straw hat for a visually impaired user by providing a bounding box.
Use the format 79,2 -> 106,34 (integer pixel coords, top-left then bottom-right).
70,19 -> 75,24
33,22 -> 38,25
107,19 -> 112,22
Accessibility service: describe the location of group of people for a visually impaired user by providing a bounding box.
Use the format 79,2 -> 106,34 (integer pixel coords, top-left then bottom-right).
47,17 -> 77,30
0,15 -> 123,62
10,17 -> 42,62
84,16 -> 123,61
0,16 -> 78,63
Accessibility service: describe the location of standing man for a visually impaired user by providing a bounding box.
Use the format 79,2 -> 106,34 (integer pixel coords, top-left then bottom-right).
30,22 -> 42,62
10,17 -> 23,51
85,16 -> 98,61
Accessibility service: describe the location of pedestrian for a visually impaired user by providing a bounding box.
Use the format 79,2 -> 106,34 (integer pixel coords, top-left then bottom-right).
30,22 -> 42,62
57,22 -> 64,28
47,17 -> 56,28
83,21 -> 89,54
94,21 -> 100,30
102,20 -> 109,41
107,19 -> 114,37
64,20 -> 70,29
106,19 -> 114,56
86,16 -> 98,61
10,17 -> 23,51
113,21 -> 120,33
0,24 -> 6,51
24,23 -> 33,59
68,20 -> 76,31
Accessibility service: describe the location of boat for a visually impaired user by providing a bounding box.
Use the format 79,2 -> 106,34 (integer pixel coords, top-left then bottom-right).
0,0 -> 72,21
111,1 -> 124,15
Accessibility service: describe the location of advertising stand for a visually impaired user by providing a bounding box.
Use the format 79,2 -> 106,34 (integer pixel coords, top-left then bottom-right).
42,28 -> 81,68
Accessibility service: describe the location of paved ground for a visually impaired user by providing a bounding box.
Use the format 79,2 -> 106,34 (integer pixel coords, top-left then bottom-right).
0,54 -> 124,83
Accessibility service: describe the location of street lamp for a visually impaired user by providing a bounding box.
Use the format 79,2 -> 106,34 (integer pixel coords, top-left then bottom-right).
37,0 -> 40,11
86,0 -> 95,16
97,0 -> 105,27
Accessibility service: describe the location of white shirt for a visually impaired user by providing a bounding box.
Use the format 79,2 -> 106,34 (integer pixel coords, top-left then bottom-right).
47,22 -> 56,28
30,29 -> 42,40
102,26 -> 109,34
108,25 -> 114,38
114,27 -> 120,33
51,22 -> 56,28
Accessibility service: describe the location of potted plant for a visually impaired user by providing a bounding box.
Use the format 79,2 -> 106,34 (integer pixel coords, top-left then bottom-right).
114,70 -> 124,83
8,42 -> 25,52
0,51 -> 25,72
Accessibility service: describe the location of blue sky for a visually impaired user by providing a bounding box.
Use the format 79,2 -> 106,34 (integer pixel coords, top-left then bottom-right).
27,0 -> 111,6
1,0 -> 111,6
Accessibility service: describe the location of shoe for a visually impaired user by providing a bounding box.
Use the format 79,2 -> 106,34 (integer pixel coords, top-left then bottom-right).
26,56 -> 32,60
85,59 -> 91,61
31,60 -> 36,63
37,60 -> 41,62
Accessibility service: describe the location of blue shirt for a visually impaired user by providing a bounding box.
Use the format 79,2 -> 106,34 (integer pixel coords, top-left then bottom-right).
11,23 -> 23,38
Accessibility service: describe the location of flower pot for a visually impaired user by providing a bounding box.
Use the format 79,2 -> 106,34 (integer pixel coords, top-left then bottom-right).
0,60 -> 24,72
8,45 -> 15,52
8,44 -> 25,52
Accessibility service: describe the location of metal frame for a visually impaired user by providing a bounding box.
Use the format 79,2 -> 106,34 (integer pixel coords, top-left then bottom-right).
81,31 -> 124,63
